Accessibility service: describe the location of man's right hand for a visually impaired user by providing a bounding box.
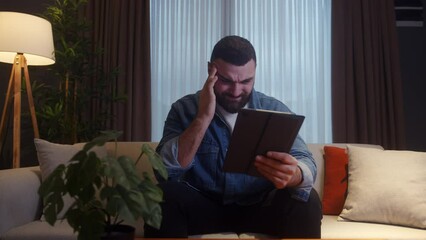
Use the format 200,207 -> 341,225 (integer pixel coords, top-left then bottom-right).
176,63 -> 218,168
197,62 -> 218,122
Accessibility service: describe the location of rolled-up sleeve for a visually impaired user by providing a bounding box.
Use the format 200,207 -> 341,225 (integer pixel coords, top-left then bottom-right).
159,136 -> 180,168
297,161 -> 314,188
288,135 -> 317,202
158,136 -> 195,181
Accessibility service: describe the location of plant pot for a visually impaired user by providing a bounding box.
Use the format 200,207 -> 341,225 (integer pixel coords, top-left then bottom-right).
101,225 -> 135,240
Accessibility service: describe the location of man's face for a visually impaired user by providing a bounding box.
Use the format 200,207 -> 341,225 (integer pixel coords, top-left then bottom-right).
210,59 -> 256,113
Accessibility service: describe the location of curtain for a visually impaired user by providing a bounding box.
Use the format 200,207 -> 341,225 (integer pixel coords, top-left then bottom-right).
85,0 -> 151,141
150,0 -> 332,143
332,0 -> 406,149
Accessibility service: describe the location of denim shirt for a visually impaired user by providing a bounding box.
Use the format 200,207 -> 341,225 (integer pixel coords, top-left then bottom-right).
156,90 -> 317,204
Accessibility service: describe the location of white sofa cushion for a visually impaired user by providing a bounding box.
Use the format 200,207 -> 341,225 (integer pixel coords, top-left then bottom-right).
34,139 -> 106,181
339,145 -> 426,229
34,138 -> 107,219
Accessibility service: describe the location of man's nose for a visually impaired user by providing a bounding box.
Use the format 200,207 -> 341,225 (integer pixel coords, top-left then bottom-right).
229,83 -> 242,97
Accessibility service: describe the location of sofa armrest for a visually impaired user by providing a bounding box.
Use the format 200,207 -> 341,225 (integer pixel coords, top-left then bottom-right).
0,166 -> 42,236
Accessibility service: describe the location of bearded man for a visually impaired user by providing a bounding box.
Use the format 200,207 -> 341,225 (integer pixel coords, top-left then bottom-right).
144,35 -> 322,238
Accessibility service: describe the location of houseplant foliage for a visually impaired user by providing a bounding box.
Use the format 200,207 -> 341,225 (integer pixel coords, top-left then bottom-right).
38,131 -> 168,239
33,0 -> 125,144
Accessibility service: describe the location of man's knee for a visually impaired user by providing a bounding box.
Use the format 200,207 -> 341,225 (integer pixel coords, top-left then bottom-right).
270,188 -> 322,238
144,181 -> 193,238
297,188 -> 322,237
306,188 -> 323,221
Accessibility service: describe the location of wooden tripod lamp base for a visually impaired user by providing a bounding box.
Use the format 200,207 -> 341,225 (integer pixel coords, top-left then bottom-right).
0,54 -> 40,168
0,11 -> 55,168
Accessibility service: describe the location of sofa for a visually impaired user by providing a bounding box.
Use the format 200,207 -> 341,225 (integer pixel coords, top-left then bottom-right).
0,141 -> 425,239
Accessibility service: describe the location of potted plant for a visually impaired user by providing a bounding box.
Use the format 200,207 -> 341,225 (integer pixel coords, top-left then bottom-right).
38,130 -> 167,239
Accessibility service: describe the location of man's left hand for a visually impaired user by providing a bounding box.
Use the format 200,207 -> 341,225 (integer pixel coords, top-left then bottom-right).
254,151 -> 302,189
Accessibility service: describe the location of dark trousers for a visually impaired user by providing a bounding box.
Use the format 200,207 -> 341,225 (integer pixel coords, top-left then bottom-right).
144,181 -> 322,238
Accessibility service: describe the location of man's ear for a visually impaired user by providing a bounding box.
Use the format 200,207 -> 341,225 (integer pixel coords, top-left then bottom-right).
208,61 -> 212,74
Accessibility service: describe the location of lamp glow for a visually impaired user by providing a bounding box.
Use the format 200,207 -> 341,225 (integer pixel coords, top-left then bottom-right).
0,12 -> 55,65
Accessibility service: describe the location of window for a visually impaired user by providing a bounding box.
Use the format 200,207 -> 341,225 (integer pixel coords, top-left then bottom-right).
150,0 -> 331,143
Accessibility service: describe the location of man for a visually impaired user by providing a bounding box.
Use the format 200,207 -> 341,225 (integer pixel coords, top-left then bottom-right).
145,35 -> 322,238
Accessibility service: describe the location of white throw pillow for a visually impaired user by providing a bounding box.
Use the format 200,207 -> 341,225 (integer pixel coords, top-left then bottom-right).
339,145 -> 426,229
34,138 -> 107,219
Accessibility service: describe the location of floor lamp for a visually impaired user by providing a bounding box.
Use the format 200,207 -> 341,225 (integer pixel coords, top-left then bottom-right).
0,12 -> 55,168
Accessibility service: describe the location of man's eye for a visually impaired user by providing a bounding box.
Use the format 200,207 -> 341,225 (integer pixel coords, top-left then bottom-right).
241,79 -> 252,85
218,75 -> 232,83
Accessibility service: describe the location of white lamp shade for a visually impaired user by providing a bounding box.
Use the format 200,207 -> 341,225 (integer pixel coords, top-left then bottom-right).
0,11 -> 55,66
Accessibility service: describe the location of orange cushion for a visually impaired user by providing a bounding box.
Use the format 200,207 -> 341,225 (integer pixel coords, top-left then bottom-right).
322,146 -> 349,215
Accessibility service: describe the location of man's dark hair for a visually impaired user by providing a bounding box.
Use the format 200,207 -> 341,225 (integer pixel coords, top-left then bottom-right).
210,35 -> 256,66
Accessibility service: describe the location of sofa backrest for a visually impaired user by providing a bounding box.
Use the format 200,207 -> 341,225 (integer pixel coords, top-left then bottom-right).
105,141 -> 158,178
106,142 -> 383,201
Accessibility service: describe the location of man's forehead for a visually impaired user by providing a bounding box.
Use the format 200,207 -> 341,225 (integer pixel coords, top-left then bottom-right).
214,58 -> 256,68
214,59 -> 256,79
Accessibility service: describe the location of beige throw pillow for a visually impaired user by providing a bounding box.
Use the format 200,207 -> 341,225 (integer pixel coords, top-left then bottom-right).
34,138 -> 107,219
339,145 -> 426,229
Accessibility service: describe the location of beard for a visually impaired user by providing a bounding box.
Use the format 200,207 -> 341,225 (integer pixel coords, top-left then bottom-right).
215,90 -> 252,113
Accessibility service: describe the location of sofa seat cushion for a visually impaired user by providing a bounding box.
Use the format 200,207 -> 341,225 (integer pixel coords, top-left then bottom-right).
4,217 -> 426,240
321,215 -> 426,239
189,232 -> 240,238
2,220 -> 76,240
237,233 -> 276,238
2,221 -> 260,239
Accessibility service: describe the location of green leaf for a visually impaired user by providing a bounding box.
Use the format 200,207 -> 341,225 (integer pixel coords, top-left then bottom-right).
66,151 -> 100,201
139,174 -> 164,202
114,184 -> 145,222
143,203 -> 162,230
104,192 -> 123,219
102,156 -> 128,188
137,174 -> 164,229
83,130 -> 122,151
99,186 -> 115,201
102,155 -> 141,190
141,144 -> 168,180
43,193 -> 64,225
38,164 -> 67,226
67,207 -> 105,240
117,156 -> 142,187
38,164 -> 66,196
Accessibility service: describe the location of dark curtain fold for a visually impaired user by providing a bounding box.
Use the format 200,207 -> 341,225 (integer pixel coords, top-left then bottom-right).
85,0 -> 151,141
332,0 -> 405,149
